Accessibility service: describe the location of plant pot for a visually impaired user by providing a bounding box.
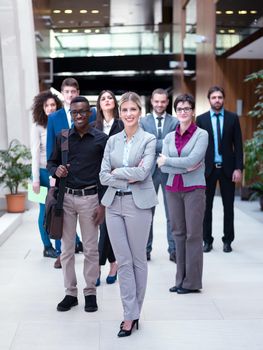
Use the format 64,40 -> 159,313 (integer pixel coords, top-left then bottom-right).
240,186 -> 254,200
5,193 -> 26,213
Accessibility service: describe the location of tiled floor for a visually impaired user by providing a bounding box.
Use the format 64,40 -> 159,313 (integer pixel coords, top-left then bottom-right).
0,195 -> 263,350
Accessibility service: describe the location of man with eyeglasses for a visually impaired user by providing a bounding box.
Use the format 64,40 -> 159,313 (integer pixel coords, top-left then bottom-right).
47,96 -> 108,313
140,88 -> 178,262
46,78 -> 96,268
196,86 -> 243,253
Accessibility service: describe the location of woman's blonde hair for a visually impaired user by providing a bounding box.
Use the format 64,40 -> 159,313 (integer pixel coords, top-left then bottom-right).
119,91 -> 142,111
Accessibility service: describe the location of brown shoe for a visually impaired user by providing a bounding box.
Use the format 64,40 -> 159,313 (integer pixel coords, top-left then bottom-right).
54,256 -> 62,269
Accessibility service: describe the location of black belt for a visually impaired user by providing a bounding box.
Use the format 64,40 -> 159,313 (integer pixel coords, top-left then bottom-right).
115,191 -> 132,196
214,163 -> 223,168
65,186 -> 97,196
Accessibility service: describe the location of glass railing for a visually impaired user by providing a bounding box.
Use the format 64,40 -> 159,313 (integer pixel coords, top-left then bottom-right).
36,24 -> 180,58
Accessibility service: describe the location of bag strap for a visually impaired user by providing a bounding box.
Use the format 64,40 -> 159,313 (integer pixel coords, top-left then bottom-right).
56,129 -> 70,211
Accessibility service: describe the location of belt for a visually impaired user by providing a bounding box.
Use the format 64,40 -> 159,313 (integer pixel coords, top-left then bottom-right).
115,191 -> 132,196
214,163 -> 223,168
65,186 -> 97,196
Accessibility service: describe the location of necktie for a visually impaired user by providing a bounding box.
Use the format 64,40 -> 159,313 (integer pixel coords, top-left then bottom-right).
156,117 -> 163,139
215,113 -> 222,155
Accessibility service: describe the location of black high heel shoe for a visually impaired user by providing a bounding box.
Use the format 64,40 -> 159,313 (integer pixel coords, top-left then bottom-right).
117,319 -> 139,337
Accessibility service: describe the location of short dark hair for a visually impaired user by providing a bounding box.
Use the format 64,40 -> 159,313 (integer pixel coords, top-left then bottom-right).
173,93 -> 195,111
151,88 -> 168,99
207,86 -> 225,99
70,96 -> 90,108
61,77 -> 79,91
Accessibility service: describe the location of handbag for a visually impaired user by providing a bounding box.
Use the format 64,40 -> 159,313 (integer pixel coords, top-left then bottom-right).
44,129 -> 69,239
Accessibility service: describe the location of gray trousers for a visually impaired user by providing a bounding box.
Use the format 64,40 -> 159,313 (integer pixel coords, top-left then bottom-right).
61,193 -> 99,297
166,189 -> 205,290
106,194 -> 152,320
147,166 -> 176,254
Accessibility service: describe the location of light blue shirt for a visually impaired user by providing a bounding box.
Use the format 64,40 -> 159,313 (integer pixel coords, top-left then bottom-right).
121,133 -> 135,191
210,108 -> 224,163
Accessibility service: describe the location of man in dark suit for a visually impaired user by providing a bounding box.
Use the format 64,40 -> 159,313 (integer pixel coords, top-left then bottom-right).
196,86 -> 243,253
140,88 -> 178,262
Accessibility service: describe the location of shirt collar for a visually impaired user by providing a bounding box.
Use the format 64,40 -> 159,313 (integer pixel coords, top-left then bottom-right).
176,122 -> 197,136
210,108 -> 224,117
153,111 -> 166,119
70,126 -> 95,137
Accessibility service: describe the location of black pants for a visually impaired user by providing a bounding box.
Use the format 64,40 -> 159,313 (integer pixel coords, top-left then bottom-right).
203,167 -> 235,244
98,220 -> 116,265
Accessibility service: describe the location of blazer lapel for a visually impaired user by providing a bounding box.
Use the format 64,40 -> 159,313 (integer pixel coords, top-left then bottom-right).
148,114 -> 158,137
163,114 -> 171,137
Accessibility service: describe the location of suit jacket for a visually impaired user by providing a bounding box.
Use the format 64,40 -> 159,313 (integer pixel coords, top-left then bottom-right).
46,107 -> 97,161
99,127 -> 158,209
140,113 -> 178,174
161,128 -> 208,187
196,110 -> 243,178
90,118 -> 124,137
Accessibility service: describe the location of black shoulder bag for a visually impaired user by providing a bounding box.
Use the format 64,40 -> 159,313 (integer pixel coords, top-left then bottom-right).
44,129 -> 69,240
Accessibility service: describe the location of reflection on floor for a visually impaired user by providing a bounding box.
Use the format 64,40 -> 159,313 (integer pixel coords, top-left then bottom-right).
0,195 -> 263,350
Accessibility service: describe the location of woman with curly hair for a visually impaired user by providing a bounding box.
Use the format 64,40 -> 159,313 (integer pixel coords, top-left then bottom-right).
93,90 -> 124,285
31,90 -> 62,258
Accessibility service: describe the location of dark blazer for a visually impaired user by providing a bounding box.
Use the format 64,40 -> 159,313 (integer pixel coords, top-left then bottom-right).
91,118 -> 124,137
196,110 -> 243,178
46,107 -> 96,161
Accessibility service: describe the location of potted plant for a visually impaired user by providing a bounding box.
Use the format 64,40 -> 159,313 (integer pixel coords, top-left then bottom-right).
243,69 -> 263,209
0,139 -> 31,213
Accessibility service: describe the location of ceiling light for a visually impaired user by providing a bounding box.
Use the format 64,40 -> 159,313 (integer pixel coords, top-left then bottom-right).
91,10 -> 99,14
84,29 -> 92,33
250,10 -> 257,14
95,29 -> 100,33
225,10 -> 234,15
62,29 -> 69,33
228,29 -> 235,33
216,11 -> 222,14
53,10 -> 61,14
238,10 -> 247,15
72,29 -> 78,33
219,29 -> 225,33
80,10 -> 87,14
64,9 -> 72,14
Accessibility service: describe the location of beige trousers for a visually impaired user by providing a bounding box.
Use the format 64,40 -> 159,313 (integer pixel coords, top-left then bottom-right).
61,193 -> 99,297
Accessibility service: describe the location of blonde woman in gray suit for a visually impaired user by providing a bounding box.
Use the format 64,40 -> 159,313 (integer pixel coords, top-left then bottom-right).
100,91 -> 158,337
157,94 -> 208,294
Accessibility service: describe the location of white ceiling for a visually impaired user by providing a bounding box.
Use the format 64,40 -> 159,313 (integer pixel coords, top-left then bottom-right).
228,36 -> 263,59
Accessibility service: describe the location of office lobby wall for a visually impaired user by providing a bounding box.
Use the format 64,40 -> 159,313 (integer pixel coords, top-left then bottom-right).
194,0 -> 261,141
0,0 -> 39,148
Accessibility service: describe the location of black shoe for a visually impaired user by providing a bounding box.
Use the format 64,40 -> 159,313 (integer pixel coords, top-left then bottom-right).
75,241 -> 83,253
146,252 -> 151,261
177,287 -> 200,294
203,242 -> 213,253
169,286 -> 178,293
84,295 -> 98,312
43,246 -> 58,258
169,251 -> 176,263
223,243 -> 232,253
117,319 -> 139,337
57,295 -> 78,311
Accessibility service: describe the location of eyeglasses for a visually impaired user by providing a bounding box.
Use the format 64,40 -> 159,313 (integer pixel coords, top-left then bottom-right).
176,107 -> 192,113
70,110 -> 90,118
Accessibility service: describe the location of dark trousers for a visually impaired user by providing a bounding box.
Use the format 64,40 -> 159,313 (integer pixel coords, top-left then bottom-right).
203,168 -> 235,244
147,167 -> 175,254
98,220 -> 116,265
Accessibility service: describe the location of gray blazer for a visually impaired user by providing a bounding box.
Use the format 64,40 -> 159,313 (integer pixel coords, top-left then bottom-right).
100,127 -> 158,209
160,127 -> 209,187
140,113 -> 178,174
